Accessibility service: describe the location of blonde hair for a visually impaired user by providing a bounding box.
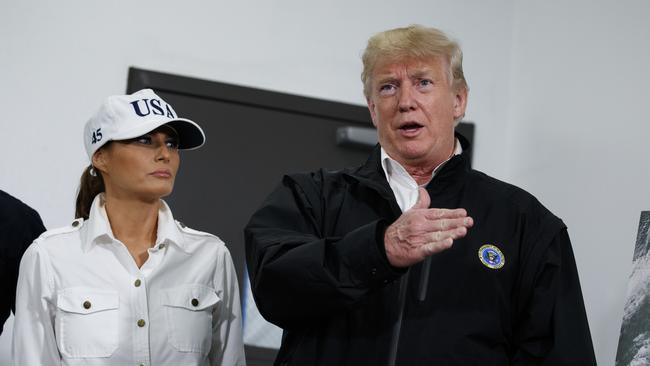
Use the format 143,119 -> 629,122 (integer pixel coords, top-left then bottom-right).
361,25 -> 468,98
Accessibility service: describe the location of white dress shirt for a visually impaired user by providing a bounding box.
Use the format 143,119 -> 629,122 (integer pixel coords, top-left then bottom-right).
12,195 -> 246,366
380,139 -> 463,212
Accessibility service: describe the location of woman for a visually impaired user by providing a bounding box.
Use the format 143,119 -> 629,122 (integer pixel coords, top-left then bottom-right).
13,89 -> 246,366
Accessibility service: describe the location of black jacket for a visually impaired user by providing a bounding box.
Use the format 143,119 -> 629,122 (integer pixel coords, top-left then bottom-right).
0,190 -> 46,334
245,137 -> 596,365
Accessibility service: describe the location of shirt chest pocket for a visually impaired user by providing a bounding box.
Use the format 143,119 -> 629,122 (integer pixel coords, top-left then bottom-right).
162,284 -> 221,354
55,288 -> 119,358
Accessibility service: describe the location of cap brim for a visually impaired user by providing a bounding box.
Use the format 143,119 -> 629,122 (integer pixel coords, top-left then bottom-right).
110,118 -> 206,150
165,118 -> 205,150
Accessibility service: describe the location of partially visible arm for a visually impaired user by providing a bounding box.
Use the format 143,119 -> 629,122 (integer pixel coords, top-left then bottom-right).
0,256 -> 9,333
12,243 -> 61,366
246,177 -> 472,330
245,175 -> 403,329
0,205 -> 46,330
209,248 -> 246,366
512,229 -> 596,365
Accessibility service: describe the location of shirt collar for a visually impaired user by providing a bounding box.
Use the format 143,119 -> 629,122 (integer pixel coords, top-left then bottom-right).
380,138 -> 463,187
80,194 -> 187,253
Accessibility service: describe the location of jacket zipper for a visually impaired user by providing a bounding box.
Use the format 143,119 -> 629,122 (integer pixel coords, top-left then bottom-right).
387,269 -> 409,366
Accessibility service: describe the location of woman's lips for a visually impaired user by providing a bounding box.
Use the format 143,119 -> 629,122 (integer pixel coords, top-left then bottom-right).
150,170 -> 172,178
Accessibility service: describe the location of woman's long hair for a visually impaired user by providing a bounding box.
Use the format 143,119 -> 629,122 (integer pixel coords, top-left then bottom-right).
75,165 -> 105,219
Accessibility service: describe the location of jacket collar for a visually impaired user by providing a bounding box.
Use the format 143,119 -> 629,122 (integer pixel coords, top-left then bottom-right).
424,133 -> 472,197
348,132 -> 472,202
347,146 -> 396,203
80,194 -> 187,253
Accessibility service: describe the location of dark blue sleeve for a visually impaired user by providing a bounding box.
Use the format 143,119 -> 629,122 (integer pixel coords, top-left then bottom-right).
0,195 -> 46,334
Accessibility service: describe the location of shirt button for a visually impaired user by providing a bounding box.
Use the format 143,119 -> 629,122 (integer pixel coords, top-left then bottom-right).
83,301 -> 91,309
72,221 -> 79,227
191,298 -> 199,307
134,279 -> 141,287
370,268 -> 377,276
137,319 -> 146,327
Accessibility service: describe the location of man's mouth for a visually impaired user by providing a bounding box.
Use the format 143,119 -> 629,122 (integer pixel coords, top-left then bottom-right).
398,122 -> 423,132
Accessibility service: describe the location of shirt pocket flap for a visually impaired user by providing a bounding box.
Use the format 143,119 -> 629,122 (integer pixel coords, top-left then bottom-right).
57,287 -> 119,315
162,284 -> 220,311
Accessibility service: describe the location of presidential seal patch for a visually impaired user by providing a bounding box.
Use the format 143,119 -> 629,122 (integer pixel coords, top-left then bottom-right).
478,244 -> 505,269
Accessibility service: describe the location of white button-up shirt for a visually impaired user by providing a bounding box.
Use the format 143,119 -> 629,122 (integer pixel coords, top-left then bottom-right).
380,139 -> 463,212
12,195 -> 246,366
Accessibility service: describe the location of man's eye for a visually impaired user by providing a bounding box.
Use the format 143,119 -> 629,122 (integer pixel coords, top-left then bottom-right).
419,79 -> 433,87
379,84 -> 396,95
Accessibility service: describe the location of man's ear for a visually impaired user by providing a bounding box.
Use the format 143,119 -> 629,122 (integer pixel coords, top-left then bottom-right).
366,97 -> 378,128
452,87 -> 468,121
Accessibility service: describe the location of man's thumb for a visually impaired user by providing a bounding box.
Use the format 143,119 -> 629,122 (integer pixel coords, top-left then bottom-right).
413,187 -> 430,209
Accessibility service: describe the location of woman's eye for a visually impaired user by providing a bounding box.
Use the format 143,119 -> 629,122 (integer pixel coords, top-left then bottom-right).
166,139 -> 180,149
135,136 -> 152,145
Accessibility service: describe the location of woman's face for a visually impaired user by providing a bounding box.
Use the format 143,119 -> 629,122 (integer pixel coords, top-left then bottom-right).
93,126 -> 180,202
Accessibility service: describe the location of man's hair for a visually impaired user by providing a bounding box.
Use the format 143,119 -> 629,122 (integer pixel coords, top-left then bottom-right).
361,24 -> 468,98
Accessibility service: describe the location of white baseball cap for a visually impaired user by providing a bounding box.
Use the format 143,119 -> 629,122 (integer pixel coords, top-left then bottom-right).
84,88 -> 205,160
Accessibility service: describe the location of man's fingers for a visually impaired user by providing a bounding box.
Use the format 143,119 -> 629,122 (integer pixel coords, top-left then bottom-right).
419,226 -> 469,258
423,208 -> 468,220
418,216 -> 473,232
450,226 -> 468,239
388,203 -> 474,266
427,225 -> 469,243
419,238 -> 453,257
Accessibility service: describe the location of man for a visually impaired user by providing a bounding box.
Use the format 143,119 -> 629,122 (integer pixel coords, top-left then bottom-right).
245,25 -> 596,365
0,190 -> 45,335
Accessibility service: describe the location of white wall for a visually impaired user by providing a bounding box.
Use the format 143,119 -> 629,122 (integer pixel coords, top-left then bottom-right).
506,1 -> 650,364
1,0 -> 645,364
0,0 -> 514,230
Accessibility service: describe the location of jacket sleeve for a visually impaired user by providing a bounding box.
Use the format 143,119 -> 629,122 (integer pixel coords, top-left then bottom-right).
12,243 -> 62,366
0,205 -> 46,328
512,229 -> 597,365
210,247 -> 246,366
245,174 -> 403,329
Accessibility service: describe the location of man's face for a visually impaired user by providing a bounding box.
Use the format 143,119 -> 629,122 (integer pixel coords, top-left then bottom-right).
366,57 -> 467,167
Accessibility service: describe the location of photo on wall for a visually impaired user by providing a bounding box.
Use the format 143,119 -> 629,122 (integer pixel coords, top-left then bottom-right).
616,211 -> 650,365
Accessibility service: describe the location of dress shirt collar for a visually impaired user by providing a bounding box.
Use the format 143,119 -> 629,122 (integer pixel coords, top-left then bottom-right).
380,138 -> 463,187
80,194 -> 187,253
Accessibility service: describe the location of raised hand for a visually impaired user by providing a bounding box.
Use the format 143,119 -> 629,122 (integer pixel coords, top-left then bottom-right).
384,188 -> 473,267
